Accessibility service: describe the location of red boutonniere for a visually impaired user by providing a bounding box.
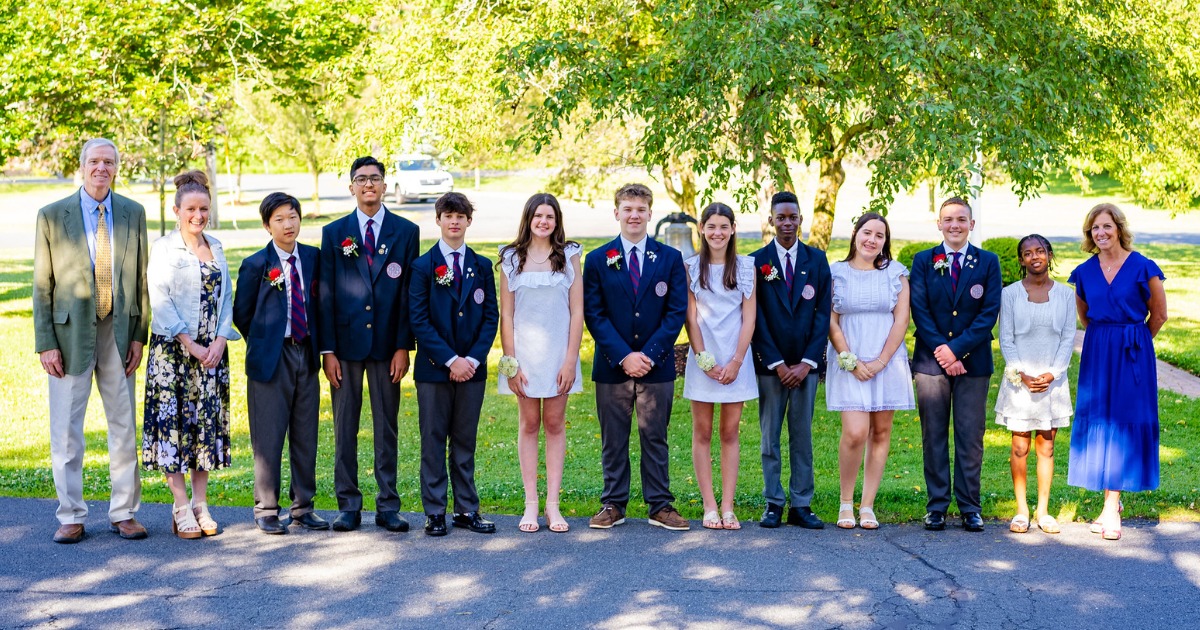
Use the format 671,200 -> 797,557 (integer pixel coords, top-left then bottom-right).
932,253 -> 950,275
606,249 -> 622,270
760,263 -> 780,282
266,267 -> 285,291
435,264 -> 454,286
341,236 -> 359,257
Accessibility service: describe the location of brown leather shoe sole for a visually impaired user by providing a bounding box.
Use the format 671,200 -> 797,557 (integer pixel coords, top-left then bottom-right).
53,524 -> 85,544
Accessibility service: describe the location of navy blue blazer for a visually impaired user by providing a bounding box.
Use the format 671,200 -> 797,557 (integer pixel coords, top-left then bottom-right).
317,209 -> 420,361
583,236 -> 687,384
909,243 -> 1002,376
408,244 -> 498,383
750,240 -> 832,374
232,242 -> 321,382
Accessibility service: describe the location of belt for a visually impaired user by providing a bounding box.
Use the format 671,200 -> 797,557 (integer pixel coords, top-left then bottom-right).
1089,322 -> 1146,385
284,336 -> 307,346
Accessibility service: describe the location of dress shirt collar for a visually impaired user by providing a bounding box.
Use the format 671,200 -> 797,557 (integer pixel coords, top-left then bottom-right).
273,242 -> 299,265
438,239 -> 467,260
619,235 -> 648,258
356,207 -> 385,236
79,187 -> 113,216
941,241 -> 970,257
773,238 -> 799,262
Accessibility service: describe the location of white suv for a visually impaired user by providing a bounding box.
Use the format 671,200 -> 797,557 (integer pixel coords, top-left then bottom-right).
392,154 -> 454,203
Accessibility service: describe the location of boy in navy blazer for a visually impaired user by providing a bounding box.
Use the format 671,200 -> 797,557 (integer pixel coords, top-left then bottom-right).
409,192 -> 499,536
750,192 -> 831,530
910,197 -> 1002,532
583,183 -> 690,531
233,193 -> 328,534
318,156 -> 421,533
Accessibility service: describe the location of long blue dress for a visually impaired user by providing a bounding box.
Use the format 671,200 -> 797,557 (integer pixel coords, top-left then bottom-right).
1067,252 -> 1164,492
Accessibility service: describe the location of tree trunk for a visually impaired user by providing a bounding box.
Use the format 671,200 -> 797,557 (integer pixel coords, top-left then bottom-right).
807,154 -> 845,251
474,167 -> 481,190
662,159 -> 698,217
205,143 -> 220,229
158,110 -> 167,236
235,159 -> 244,206
927,180 -> 936,215
311,166 -> 321,214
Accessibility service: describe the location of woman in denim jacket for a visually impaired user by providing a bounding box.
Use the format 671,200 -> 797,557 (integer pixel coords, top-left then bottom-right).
142,170 -> 240,539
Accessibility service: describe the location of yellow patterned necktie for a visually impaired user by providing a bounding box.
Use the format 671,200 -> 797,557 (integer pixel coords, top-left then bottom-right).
95,203 -> 113,319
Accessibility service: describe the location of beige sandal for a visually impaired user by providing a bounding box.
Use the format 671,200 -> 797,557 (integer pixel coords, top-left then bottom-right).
721,511 -> 741,530
545,501 -> 569,533
192,502 -> 218,536
836,503 -> 856,529
702,510 -> 723,530
859,506 -> 879,530
172,504 -> 202,540
518,499 -> 540,533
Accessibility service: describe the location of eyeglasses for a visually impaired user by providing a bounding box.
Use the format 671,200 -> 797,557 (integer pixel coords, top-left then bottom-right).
352,175 -> 384,185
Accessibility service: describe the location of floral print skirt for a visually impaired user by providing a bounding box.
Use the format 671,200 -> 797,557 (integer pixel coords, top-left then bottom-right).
142,262 -> 231,473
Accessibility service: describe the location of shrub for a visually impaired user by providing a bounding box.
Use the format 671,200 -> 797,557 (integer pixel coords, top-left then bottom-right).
982,237 -> 1022,286
897,241 -> 938,270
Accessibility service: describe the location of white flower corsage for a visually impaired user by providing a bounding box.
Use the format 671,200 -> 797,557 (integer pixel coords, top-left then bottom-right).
696,351 -> 717,372
933,254 -> 951,274
837,351 -> 858,371
646,250 -> 657,262
498,355 -> 519,378
1004,366 -> 1023,386
341,236 -> 359,257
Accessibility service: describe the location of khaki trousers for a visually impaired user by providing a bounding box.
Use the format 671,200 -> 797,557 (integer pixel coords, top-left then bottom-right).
48,316 -> 141,524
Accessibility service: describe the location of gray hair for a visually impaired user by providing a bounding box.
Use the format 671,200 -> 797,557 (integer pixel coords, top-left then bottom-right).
79,138 -> 120,171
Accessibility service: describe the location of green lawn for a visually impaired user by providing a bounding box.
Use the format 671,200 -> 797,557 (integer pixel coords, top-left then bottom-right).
1,238 -> 1197,525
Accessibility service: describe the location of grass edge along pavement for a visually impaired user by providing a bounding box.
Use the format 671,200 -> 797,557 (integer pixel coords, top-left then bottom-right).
1,239 -> 1198,525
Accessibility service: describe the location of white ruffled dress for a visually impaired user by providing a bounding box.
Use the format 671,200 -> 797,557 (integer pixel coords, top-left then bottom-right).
825,260 -> 916,412
682,255 -> 759,403
993,281 -> 1075,431
497,243 -> 584,398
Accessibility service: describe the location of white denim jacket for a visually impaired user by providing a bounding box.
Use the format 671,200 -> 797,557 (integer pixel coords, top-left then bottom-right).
148,230 -> 240,341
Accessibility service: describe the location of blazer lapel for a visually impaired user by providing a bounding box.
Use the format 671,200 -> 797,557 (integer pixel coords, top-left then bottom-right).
953,244 -> 979,304
341,214 -> 371,286
62,200 -> 94,293
110,196 -> 131,285
369,209 -> 398,284
763,242 -> 791,313
300,245 -> 318,306
456,247 -> 480,309
788,244 -> 810,312
605,237 -> 636,304
633,239 -> 664,306
932,244 -> 955,305
264,245 -> 287,313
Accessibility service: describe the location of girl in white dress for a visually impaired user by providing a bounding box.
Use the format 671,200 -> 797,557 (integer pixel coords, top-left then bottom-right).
498,193 -> 584,534
826,212 -> 914,530
995,234 -> 1074,535
683,203 -> 757,530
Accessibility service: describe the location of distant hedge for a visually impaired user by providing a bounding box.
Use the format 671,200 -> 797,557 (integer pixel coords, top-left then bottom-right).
897,241 -> 938,270
982,237 -> 1022,286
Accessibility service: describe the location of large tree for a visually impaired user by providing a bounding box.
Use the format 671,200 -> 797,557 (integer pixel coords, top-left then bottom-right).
502,0 -> 1179,249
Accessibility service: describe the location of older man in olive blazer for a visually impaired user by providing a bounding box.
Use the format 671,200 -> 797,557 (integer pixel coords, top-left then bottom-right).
33,139 -> 150,544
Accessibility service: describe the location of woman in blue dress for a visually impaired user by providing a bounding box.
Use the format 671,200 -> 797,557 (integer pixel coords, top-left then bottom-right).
1068,203 -> 1168,541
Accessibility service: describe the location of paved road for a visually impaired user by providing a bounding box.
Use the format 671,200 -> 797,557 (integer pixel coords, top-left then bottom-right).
3,172 -> 1198,256
2,497 -> 1198,629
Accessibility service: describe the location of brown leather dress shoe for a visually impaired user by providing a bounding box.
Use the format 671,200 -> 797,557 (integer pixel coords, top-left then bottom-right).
53,523 -> 85,544
109,518 -> 148,540
649,505 -> 690,531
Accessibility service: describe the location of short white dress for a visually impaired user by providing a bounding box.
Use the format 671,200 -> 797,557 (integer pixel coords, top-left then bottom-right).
497,243 -> 584,398
994,281 -> 1075,431
825,261 -> 916,412
683,255 -> 759,404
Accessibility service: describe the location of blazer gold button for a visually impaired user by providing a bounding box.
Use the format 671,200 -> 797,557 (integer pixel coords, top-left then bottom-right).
635,312 -> 640,317
634,334 -> 639,339
948,331 -> 953,337
366,323 -> 372,329
952,310 -> 957,316
366,305 -> 371,311
459,312 -> 464,317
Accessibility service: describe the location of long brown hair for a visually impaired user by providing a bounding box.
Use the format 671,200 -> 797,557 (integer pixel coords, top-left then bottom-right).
697,203 -> 738,291
499,193 -> 577,273
843,212 -> 892,270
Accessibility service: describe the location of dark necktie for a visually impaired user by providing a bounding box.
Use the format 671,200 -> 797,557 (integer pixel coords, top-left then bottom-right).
365,218 -> 376,268
951,252 -> 962,292
629,246 -> 641,294
784,251 -> 794,293
452,251 -> 463,295
288,255 -> 308,342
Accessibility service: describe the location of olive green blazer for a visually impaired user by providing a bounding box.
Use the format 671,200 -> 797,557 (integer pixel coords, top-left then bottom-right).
33,189 -> 150,375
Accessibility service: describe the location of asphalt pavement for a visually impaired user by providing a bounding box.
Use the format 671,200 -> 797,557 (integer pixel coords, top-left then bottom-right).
2,497 -> 1198,629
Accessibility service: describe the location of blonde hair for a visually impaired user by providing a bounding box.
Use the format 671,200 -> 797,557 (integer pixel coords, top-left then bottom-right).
614,183 -> 653,208
1081,203 -> 1132,253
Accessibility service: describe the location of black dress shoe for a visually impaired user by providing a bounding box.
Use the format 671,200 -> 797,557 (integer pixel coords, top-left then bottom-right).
924,511 -> 947,531
452,512 -> 496,534
292,512 -> 330,530
255,515 -> 288,535
425,514 -> 448,537
962,512 -> 985,532
375,510 -> 410,532
760,503 -> 784,529
331,511 -> 361,532
787,506 -> 826,530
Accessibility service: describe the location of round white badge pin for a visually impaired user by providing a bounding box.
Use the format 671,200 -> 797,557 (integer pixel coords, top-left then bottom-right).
655,281 -> 668,297
387,263 -> 402,279
801,284 -> 815,300
970,284 -> 984,299
474,288 -> 485,304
